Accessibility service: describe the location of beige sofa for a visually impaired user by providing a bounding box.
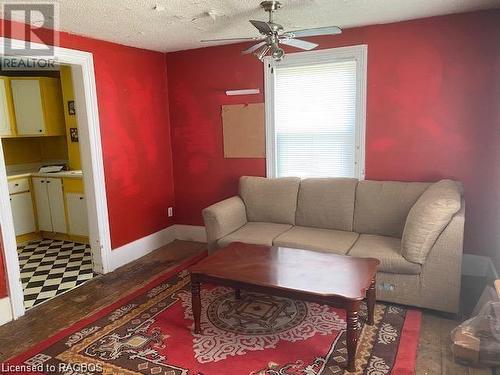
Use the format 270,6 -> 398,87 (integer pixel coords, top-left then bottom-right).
203,176 -> 464,313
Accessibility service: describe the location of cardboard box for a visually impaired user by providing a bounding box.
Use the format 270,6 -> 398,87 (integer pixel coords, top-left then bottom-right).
452,329 -> 480,363
452,280 -> 500,366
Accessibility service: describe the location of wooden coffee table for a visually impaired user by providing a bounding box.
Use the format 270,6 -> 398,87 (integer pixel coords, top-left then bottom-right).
189,242 -> 379,372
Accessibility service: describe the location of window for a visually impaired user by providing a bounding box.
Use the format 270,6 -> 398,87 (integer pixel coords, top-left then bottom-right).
264,45 -> 367,179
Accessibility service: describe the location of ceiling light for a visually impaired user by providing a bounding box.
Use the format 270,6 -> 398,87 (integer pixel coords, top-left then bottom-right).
271,44 -> 284,61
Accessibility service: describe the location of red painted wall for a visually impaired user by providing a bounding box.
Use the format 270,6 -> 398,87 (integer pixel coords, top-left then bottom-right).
0,22 -> 175,297
0,21 -> 175,249
167,10 -> 500,261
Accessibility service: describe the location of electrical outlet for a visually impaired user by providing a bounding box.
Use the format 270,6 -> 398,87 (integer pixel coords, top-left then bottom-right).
167,207 -> 173,217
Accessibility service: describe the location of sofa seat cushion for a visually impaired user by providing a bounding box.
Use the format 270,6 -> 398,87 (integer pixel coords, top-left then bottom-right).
218,222 -> 292,248
348,234 -> 421,275
273,226 -> 359,255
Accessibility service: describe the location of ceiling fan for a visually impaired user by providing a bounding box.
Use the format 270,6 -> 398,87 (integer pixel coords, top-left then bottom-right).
201,1 -> 342,62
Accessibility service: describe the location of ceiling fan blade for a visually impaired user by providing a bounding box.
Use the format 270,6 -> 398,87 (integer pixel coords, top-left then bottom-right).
283,26 -> 342,38
201,37 -> 262,42
280,38 -> 318,51
255,45 -> 270,61
242,41 -> 267,55
249,20 -> 273,34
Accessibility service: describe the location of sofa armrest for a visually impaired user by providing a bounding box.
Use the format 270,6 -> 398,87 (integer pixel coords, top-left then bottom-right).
202,196 -> 247,251
419,200 -> 465,313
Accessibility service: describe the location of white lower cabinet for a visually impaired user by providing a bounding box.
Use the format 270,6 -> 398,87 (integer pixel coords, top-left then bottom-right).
32,177 -> 67,233
33,177 -> 51,231
47,179 -> 67,233
10,192 -> 36,236
66,193 -> 89,236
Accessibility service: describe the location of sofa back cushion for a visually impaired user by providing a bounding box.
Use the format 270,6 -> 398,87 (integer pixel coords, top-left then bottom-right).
239,176 -> 300,225
296,178 -> 358,231
401,179 -> 462,264
354,180 -> 430,238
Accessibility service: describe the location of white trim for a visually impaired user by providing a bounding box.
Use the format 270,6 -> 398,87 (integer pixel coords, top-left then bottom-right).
0,297 -> 13,325
0,141 -> 23,318
0,37 -> 112,319
174,224 -> 207,243
109,226 -> 177,271
462,254 -> 499,279
110,225 -> 207,272
264,45 -> 368,179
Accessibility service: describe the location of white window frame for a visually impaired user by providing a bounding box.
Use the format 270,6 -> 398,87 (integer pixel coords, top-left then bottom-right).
264,44 -> 367,179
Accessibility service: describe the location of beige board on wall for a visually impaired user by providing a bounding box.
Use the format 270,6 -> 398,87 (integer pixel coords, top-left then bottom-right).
222,103 -> 265,158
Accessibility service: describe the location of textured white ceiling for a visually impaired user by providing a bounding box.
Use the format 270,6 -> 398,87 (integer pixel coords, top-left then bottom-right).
4,0 -> 500,52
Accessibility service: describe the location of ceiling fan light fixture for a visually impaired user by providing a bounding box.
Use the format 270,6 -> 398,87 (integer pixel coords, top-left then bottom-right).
271,44 -> 284,61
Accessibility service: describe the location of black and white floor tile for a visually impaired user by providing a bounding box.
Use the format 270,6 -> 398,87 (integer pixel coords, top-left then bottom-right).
17,239 -> 94,309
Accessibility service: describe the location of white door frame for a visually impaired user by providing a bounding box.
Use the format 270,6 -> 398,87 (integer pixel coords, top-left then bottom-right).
0,37 -> 112,319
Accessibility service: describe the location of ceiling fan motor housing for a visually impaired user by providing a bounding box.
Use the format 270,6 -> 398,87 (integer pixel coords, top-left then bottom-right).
260,1 -> 282,13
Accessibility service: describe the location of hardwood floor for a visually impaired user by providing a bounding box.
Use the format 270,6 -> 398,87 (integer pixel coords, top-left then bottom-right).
0,240 -> 495,374
416,314 -> 492,375
0,240 -> 206,362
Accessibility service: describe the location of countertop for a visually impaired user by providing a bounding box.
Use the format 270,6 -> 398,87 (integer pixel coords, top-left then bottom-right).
7,170 -> 83,180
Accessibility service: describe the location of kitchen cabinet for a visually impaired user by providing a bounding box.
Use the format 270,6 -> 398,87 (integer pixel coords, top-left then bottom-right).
66,193 -> 89,236
32,177 -> 67,233
11,79 -> 45,135
32,177 -> 51,231
0,77 -> 14,136
10,192 -> 36,236
10,77 -> 65,136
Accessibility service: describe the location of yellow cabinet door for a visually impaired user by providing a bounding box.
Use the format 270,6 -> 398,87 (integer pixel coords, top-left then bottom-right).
0,77 -> 14,136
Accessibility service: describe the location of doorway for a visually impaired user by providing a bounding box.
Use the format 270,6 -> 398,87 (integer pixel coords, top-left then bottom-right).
0,38 -> 112,319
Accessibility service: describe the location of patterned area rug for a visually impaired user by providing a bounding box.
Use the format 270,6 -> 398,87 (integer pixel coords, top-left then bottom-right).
8,253 -> 421,374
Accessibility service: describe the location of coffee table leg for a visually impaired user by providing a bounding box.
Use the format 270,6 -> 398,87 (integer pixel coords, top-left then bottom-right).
346,302 -> 360,372
235,288 -> 241,300
367,277 -> 376,326
191,280 -> 202,334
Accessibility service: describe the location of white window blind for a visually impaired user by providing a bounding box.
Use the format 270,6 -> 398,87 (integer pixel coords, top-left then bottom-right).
267,47 -> 366,179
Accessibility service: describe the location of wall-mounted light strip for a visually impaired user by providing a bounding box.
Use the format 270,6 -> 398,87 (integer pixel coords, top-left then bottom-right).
225,89 -> 260,96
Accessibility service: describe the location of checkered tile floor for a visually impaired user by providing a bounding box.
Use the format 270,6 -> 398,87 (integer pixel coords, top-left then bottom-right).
18,239 -> 94,310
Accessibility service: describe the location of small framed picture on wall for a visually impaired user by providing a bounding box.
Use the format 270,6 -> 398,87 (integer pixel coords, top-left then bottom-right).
70,128 -> 79,143
68,100 -> 76,115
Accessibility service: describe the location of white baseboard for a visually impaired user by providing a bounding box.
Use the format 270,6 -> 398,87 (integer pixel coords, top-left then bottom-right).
174,225 -> 207,242
462,254 -> 499,279
0,297 -> 13,325
109,226 -> 177,271
109,225 -> 207,272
